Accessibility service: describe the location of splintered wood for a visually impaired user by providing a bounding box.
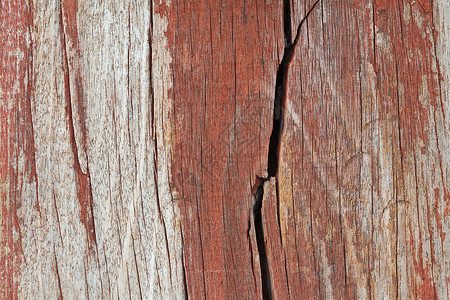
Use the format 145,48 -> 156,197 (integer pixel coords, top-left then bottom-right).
1,0 -> 449,299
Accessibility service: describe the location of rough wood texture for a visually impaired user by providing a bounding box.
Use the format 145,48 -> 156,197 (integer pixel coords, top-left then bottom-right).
2,0 -> 183,298
1,0 -> 449,299
161,0 -> 283,297
263,0 -> 450,298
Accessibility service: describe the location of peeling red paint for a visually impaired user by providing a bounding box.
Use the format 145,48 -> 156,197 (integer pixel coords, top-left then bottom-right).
410,226 -> 438,300
417,0 -> 432,12
434,187 -> 440,200
2,0 -> 449,298
1,0 -> 36,298
270,0 -> 373,297
60,0 -> 88,154
162,0 -> 281,297
433,200 -> 445,250
444,187 -> 450,217
59,0 -> 96,249
61,0 -> 80,47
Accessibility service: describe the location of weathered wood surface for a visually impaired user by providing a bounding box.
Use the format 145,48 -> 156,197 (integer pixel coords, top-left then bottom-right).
1,0 -> 184,298
1,0 -> 450,299
265,0 -> 450,298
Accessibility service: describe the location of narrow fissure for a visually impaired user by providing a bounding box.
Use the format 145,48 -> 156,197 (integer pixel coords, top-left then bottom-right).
252,1 -> 320,298
267,0 -> 292,177
252,177 -> 272,299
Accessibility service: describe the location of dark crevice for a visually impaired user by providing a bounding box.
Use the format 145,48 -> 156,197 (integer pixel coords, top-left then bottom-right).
283,0 -> 293,47
252,1 -> 321,299
268,0 -> 320,177
252,177 -> 271,300
181,239 -> 189,300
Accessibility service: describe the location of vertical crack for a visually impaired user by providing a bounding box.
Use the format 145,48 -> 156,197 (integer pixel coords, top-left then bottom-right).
268,0 -> 320,177
252,1 -> 320,299
252,177 -> 272,299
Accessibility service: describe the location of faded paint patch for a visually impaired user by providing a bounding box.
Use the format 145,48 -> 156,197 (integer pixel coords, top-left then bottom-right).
151,3 -> 185,298
1,0 -> 36,297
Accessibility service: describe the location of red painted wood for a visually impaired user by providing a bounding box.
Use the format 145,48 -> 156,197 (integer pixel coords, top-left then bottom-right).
264,0 -> 449,298
2,0 -> 450,298
157,1 -> 284,297
1,1 -> 35,298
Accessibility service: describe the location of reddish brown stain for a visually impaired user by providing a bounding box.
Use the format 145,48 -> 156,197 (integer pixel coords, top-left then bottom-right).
60,0 -> 88,153
61,0 -> 80,47
166,0 -> 448,297
434,187 -> 440,200
1,0 -> 448,298
261,180 -> 290,299
269,0 -> 372,297
1,0 -> 36,298
59,0 -> 96,249
267,0 -> 447,298
376,1 -> 443,298
162,0 -> 281,297
376,0 -> 435,152
417,0 -> 432,12
374,0 -> 389,11
410,226 -> 438,300
444,188 -> 450,217
397,0 -> 438,152
433,200 -> 445,249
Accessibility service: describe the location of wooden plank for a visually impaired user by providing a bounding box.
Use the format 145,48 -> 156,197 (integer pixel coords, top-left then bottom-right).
159,1 -> 283,297
1,0 -> 450,299
1,1 -> 35,298
264,0 -> 450,298
2,0 -> 185,298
